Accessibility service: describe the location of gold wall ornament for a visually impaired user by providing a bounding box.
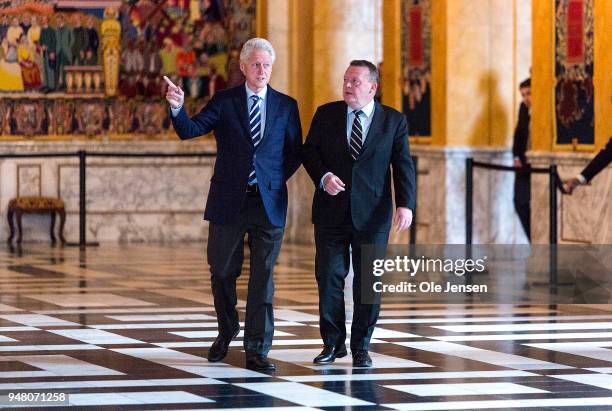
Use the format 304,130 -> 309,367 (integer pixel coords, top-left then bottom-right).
134,102 -> 166,136
13,101 -> 46,137
75,101 -> 106,136
52,99 -> 74,135
0,101 -> 8,135
101,7 -> 121,97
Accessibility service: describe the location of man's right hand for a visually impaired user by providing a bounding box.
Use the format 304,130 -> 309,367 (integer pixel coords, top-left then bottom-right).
323,173 -> 345,195
164,76 -> 184,109
563,177 -> 581,194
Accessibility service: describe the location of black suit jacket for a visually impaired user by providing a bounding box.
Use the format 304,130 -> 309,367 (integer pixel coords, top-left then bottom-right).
512,102 -> 530,164
171,84 -> 302,227
302,100 -> 415,232
582,137 -> 612,182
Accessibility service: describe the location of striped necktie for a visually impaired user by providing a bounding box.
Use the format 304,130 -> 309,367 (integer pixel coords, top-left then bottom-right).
350,110 -> 364,160
248,95 -> 262,185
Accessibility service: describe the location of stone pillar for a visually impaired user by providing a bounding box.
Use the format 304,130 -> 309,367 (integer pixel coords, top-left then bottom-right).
529,0 -> 611,244
381,0 -> 531,243
266,0 -> 383,244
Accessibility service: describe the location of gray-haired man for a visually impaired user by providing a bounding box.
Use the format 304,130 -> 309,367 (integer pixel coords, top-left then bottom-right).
166,38 -> 302,371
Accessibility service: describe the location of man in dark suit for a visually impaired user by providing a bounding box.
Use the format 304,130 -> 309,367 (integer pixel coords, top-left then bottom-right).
564,136 -> 612,193
165,38 -> 302,371
512,78 -> 531,241
302,60 -> 416,368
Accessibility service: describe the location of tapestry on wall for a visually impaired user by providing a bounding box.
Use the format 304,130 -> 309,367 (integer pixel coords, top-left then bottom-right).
0,0 -> 256,139
554,0 -> 594,146
401,0 -> 431,138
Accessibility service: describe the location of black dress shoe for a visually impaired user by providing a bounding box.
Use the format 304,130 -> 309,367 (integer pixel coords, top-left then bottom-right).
207,326 -> 239,362
313,344 -> 348,364
246,354 -> 276,371
352,350 -> 372,367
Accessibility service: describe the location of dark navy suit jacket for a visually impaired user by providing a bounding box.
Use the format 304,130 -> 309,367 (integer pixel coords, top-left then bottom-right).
171,84 -> 302,227
582,136 -> 611,182
302,101 -> 415,233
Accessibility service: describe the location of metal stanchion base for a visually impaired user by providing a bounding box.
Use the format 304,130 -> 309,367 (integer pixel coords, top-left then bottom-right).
64,242 -> 100,247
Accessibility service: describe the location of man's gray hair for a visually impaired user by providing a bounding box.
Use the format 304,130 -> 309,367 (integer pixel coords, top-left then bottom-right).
240,38 -> 276,64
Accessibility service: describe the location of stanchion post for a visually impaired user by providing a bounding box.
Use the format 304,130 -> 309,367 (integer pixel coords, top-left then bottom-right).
465,158 -> 473,245
549,164 -> 558,291
78,150 -> 87,247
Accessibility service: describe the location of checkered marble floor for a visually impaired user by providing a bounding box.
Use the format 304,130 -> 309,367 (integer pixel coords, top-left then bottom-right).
0,243 -> 611,410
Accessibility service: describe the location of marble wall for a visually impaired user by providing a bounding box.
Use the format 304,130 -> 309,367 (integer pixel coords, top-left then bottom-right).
0,141 -> 215,244
5,142 -> 603,245
411,145 -> 527,244
530,151 -> 612,244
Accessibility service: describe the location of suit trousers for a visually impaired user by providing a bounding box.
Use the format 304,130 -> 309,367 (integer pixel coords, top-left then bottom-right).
314,213 -> 389,352
514,168 -> 531,241
207,191 -> 284,356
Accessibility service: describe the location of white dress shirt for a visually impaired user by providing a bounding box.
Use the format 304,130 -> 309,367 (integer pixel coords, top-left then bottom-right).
320,98 -> 376,189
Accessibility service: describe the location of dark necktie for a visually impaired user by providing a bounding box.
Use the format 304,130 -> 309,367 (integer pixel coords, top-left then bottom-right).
248,95 -> 262,185
350,110 -> 364,160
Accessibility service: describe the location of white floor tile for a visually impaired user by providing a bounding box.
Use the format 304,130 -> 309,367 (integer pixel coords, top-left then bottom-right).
0,344 -> 102,352
154,338 -> 387,349
393,341 -> 572,370
433,332 -> 612,342
25,293 -> 157,307
273,309 -> 319,322
586,367 -> 612,373
380,308 -> 556,317
50,329 -> 145,345
372,327 -> 420,339
267,348 -> 431,370
235,382 -> 373,407
281,370 -> 536,382
385,382 -> 548,396
378,314 -> 612,324
383,397 -> 612,410
0,371 -> 54,378
112,347 -> 266,378
0,327 -> 38,332
170,330 -> 293,338
0,314 -> 78,327
550,373 -> 612,390
436,322 -> 612,333
68,393 -> 140,405
92,321 -> 303,330
0,304 -> 21,312
92,322 -> 219,329
524,341 -> 612,362
35,307 -> 216,314
106,314 -> 217,321
121,390 -> 213,404
175,408 -> 320,411
0,335 -> 16,342
0,378 -> 224,390
0,355 -> 124,377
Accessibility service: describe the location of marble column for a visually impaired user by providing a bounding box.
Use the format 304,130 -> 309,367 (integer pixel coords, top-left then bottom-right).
312,0 -> 382,108
267,0 -> 384,244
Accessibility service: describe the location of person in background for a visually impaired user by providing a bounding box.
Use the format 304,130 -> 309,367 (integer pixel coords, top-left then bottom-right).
564,137 -> 612,194
512,78 -> 531,241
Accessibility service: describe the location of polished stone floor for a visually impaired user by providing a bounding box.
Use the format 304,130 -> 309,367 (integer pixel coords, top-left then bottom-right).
0,243 -> 611,410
